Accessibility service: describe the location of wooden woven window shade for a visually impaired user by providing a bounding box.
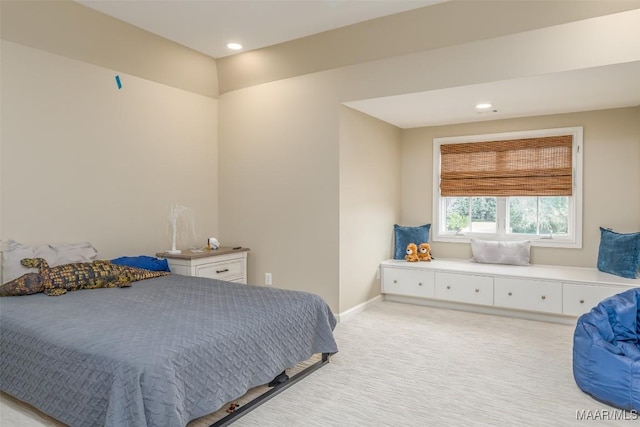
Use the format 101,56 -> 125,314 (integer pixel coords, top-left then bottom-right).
440,135 -> 573,197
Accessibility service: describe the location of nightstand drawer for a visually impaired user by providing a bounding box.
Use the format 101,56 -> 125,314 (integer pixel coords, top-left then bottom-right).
196,259 -> 244,281
159,247 -> 249,284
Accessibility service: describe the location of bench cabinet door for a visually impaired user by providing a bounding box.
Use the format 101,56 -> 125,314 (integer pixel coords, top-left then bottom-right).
434,272 -> 494,306
562,283 -> 624,316
494,277 -> 562,314
382,267 -> 435,299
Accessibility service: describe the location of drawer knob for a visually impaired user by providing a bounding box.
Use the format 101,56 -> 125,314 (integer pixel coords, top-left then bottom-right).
394,280 -> 397,284
475,288 -> 479,293
508,292 -> 512,296
418,282 -> 423,286
579,299 -> 585,304
446,285 -> 451,290
216,268 -> 229,274
541,295 -> 546,300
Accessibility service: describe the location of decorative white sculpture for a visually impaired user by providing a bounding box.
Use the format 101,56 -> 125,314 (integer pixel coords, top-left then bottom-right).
167,204 -> 190,254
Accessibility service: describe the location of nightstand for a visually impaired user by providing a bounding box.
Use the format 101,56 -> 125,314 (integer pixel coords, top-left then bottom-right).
156,247 -> 249,284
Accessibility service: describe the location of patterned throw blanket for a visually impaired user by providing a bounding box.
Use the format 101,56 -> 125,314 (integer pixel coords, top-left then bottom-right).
0,258 -> 169,296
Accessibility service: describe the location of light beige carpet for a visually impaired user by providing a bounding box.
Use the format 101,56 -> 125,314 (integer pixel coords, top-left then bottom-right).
1,301 -> 632,426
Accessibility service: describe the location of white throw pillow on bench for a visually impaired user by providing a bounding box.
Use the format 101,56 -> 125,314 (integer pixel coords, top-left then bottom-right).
471,239 -> 531,266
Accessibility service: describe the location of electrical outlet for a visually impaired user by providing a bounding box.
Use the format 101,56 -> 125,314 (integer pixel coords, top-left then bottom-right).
265,272 -> 272,286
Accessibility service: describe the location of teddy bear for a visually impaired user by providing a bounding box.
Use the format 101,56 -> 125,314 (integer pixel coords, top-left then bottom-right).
418,243 -> 432,262
405,243 -> 419,262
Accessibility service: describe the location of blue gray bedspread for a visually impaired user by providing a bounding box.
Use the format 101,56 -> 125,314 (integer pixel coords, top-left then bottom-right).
0,274 -> 338,426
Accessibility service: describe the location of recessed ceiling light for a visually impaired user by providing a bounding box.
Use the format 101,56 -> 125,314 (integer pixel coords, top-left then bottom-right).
227,42 -> 243,51
475,103 -> 493,109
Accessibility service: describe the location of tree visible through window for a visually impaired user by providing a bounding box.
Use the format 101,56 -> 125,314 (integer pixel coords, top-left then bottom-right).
445,197 -> 496,233
508,196 -> 569,235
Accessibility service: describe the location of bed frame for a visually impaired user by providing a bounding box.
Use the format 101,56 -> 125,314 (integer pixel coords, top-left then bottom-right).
211,353 -> 331,426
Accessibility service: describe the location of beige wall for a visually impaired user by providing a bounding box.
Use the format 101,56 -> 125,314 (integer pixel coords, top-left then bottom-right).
1,0 -> 218,98
339,107 -> 402,313
217,73 -> 342,308
0,1 -> 219,259
402,107 -> 640,268
1,40 -> 218,258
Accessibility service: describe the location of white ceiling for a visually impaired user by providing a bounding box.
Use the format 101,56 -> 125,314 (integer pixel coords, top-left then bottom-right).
77,0 -> 441,59
76,1 -> 640,129
345,61 -> 640,128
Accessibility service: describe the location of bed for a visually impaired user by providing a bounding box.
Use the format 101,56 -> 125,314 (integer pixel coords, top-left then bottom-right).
0,273 -> 338,426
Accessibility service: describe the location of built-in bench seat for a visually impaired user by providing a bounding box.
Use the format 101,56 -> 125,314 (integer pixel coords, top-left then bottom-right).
380,258 -> 639,324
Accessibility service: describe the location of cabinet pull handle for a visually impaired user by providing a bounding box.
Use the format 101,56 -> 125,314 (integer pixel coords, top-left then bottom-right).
579,299 -> 585,304
475,288 -> 480,293
541,295 -> 546,300
508,292 -> 512,296
446,285 -> 451,290
216,268 -> 229,274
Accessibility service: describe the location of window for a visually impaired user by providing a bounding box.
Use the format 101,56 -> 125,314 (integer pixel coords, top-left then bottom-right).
432,127 -> 582,248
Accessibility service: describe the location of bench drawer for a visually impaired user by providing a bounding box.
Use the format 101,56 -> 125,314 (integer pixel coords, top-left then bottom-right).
434,272 -> 493,306
494,277 -> 562,314
563,283 -> 625,316
382,267 -> 434,298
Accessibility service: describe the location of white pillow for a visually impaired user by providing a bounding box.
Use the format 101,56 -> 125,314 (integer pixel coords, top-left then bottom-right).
470,239 -> 531,266
2,240 -> 98,283
49,242 -> 99,265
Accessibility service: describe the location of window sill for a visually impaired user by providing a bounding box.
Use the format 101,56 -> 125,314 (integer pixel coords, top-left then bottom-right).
432,234 -> 582,249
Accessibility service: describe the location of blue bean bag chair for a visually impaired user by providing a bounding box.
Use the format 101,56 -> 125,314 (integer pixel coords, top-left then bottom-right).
573,287 -> 640,411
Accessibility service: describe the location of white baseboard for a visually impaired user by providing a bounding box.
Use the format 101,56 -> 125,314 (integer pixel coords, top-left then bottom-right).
336,294 -> 383,323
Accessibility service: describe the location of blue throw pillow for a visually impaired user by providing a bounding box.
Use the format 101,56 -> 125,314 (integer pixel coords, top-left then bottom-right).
394,224 -> 431,260
110,255 -> 170,272
597,227 -> 640,279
